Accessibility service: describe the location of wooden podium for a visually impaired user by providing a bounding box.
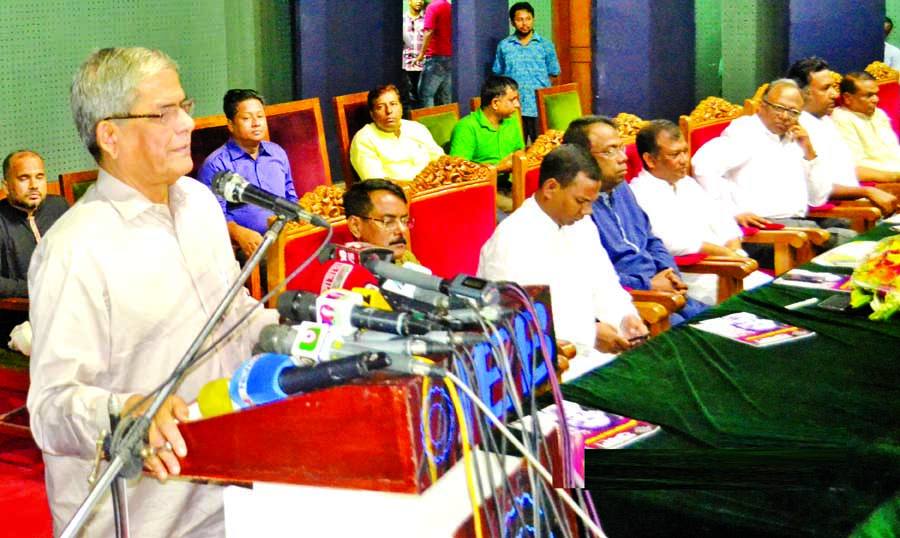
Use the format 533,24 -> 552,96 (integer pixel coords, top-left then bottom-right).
179,372 -> 452,493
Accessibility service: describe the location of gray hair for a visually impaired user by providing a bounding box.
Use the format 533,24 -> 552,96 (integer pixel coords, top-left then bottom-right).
70,47 -> 178,161
762,78 -> 800,99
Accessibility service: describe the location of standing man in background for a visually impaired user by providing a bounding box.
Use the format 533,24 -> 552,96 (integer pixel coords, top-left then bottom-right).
415,0 -> 453,107
400,0 -> 425,115
493,1 -> 560,144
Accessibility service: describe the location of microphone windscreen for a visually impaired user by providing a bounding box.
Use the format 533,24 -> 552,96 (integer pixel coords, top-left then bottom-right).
228,353 -> 295,407
196,378 -> 235,418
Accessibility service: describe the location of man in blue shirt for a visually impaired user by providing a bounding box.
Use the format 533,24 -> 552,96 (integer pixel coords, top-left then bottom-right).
563,115 -> 708,324
493,1 -> 561,144
198,89 -> 297,260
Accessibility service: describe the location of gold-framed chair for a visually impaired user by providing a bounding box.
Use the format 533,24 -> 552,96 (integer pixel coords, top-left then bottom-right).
332,91 -> 370,189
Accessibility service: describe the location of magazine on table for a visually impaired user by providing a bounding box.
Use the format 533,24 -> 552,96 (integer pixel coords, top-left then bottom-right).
691,312 -> 815,347
773,269 -> 851,292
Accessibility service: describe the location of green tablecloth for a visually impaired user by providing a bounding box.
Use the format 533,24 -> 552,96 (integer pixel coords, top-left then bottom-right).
561,225 -> 900,537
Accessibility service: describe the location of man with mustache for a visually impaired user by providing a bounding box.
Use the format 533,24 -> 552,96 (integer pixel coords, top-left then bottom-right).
692,78 -> 855,259
198,88 -> 298,261
0,150 -> 68,341
343,179 -> 419,264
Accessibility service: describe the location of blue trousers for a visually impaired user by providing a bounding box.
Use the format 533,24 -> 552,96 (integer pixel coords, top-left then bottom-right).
418,55 -> 452,107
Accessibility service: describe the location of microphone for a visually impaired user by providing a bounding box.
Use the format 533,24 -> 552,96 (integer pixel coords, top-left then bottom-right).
229,352 -> 390,408
256,323 -> 456,367
187,378 -> 235,420
277,289 -> 439,336
211,171 -> 329,228
364,258 -> 500,307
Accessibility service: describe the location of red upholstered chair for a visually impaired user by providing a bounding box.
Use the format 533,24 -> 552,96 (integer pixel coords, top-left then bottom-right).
332,91 -> 371,188
190,113 -> 232,179
407,157 -> 498,278
866,61 -> 900,138
264,98 -> 332,195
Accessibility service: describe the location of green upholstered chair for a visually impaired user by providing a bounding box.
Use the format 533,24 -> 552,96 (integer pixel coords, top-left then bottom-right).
59,169 -> 98,204
410,103 -> 460,154
536,83 -> 582,133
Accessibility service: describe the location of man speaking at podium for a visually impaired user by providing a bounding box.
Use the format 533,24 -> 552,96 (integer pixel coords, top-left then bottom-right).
27,47 -> 277,536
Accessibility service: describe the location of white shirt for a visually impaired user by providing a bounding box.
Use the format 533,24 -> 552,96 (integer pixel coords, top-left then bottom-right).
477,196 -> 637,358
831,106 -> 900,173
27,170 -> 278,537
692,114 -> 828,218
799,111 -> 860,188
886,42 -> 900,70
629,169 -> 771,305
629,169 -> 742,256
349,119 -> 444,180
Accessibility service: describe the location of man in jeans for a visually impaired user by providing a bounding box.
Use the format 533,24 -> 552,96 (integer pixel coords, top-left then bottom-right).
415,0 -> 452,107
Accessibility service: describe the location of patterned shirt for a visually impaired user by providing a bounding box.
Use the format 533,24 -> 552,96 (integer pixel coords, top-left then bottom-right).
402,12 -> 425,71
493,32 -> 561,118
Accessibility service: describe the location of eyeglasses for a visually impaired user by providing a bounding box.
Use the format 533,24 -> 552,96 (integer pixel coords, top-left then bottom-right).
762,99 -> 801,119
102,98 -> 196,125
360,215 -> 414,230
593,145 -> 626,160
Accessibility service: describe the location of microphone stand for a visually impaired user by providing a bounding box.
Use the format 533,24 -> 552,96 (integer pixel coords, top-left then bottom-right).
60,216 -> 291,538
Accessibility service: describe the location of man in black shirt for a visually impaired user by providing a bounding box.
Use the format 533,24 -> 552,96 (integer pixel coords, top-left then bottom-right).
1,150 -> 68,341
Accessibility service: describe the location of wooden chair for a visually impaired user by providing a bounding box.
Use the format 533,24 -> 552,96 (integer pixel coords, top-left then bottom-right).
536,83 -> 582,134
332,91 -> 370,188
680,97 -> 831,274
264,98 -> 332,193
469,97 -> 526,146
190,113 -> 232,180
191,98 -> 331,196
510,130 -> 565,211
743,87 -> 882,233
59,169 -> 98,204
409,103 -> 460,154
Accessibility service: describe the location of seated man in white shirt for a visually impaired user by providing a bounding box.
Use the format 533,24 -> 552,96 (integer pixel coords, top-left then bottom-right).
630,120 -> 771,305
692,78 -> 854,263
831,71 -> 900,189
786,57 -> 897,216
478,144 -> 647,381
349,84 -> 444,181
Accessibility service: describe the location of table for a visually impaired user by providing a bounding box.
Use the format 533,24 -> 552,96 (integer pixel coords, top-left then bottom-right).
561,224 -> 900,537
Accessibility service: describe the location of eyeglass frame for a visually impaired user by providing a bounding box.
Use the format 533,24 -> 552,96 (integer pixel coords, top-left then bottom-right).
762,99 -> 801,119
592,144 -> 627,160
359,215 -> 415,230
101,98 -> 196,124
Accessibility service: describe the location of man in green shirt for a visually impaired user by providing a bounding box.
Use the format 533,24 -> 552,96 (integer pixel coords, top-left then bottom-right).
450,75 -> 525,211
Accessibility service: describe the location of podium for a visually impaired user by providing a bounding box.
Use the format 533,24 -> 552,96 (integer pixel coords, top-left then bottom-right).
176,285 -> 578,535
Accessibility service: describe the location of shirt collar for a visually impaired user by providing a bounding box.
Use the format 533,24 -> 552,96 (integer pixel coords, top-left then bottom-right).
524,196 -> 566,231
95,168 -> 188,222
225,138 -> 271,160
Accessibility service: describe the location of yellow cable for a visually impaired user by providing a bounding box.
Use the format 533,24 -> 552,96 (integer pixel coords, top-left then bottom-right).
420,376 -> 439,484
444,377 -> 484,538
